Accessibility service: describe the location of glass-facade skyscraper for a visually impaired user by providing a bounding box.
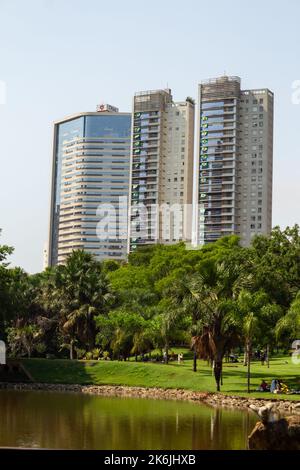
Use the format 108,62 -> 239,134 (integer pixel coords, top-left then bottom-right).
48,107 -> 131,265
193,76 -> 273,247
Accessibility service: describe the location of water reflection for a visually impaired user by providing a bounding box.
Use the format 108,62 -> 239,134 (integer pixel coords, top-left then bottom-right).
0,391 -> 257,450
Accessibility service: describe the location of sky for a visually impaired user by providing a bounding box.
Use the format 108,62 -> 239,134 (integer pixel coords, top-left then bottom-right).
0,0 -> 300,273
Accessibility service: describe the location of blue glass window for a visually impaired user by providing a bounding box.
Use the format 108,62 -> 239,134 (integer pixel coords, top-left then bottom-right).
85,115 -> 131,139
202,101 -> 224,109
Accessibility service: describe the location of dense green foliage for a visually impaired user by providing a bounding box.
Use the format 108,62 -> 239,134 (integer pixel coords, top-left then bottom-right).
1,225 -> 300,391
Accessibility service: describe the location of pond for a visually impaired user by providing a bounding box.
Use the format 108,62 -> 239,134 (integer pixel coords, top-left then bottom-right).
0,390 -> 257,450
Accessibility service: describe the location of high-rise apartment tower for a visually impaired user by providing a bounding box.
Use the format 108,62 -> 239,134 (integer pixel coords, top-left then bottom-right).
193,76 -> 273,247
128,89 -> 195,252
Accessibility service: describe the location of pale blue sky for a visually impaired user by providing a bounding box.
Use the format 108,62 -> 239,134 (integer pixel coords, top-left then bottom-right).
0,0 -> 299,273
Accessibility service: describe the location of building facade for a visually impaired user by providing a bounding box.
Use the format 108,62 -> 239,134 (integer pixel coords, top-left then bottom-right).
193,76 -> 273,247
48,106 -> 131,266
128,89 -> 195,252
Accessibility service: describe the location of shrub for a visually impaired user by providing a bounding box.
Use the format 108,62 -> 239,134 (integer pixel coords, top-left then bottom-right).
92,348 -> 101,360
75,348 -> 86,360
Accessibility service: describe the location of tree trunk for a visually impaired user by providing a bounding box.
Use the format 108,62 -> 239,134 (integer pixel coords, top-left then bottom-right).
214,360 -> 222,391
247,340 -> 251,393
70,340 -> 74,360
165,342 -> 169,364
193,349 -> 197,372
135,354 -> 138,362
243,342 -> 247,366
266,344 -> 270,368
87,317 -> 95,352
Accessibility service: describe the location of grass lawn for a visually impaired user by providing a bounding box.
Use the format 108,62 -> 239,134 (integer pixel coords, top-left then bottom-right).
21,351 -> 300,400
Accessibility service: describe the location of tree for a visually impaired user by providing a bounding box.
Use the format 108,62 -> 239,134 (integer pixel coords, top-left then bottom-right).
186,96 -> 195,105
251,225 -> 300,307
0,229 -> 14,266
276,292 -> 300,343
96,310 -> 149,360
7,324 -> 42,358
155,301 -> 190,363
163,274 -> 201,371
184,258 -> 250,391
0,231 -> 14,334
42,250 -> 111,358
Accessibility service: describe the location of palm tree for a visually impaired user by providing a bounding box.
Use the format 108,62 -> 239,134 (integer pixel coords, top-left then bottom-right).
156,298 -> 190,364
165,275 -> 201,371
183,259 -> 251,391
41,250 -> 111,359
243,312 -> 259,393
236,289 -> 266,393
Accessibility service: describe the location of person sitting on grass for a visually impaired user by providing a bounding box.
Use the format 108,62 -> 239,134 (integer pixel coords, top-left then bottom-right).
258,380 -> 270,392
270,379 -> 278,393
275,379 -> 289,394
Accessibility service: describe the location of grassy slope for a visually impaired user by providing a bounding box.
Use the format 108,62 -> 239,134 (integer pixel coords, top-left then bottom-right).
22,352 -> 300,400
